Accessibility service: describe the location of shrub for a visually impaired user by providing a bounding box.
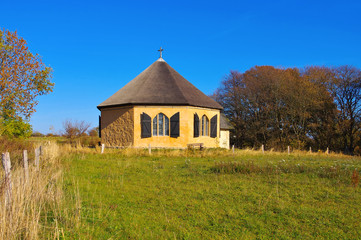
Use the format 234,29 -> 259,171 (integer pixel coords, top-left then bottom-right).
31,131 -> 44,137
79,136 -> 100,148
0,118 -> 32,138
351,170 -> 359,188
46,133 -> 59,137
88,127 -> 99,137
62,119 -> 90,139
354,146 -> 361,156
0,137 -> 34,166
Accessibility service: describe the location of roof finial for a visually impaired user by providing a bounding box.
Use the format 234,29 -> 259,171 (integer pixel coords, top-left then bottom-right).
158,47 -> 164,58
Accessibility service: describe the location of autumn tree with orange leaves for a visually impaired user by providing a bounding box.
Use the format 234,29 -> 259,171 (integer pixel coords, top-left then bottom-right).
0,29 -> 54,137
213,65 -> 361,154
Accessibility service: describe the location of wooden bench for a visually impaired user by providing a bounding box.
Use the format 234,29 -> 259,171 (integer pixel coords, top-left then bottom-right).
187,143 -> 204,150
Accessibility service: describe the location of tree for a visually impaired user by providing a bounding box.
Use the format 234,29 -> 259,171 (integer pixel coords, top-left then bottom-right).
302,66 -> 338,150
213,66 -> 337,150
88,127 -> 99,137
0,29 -> 54,122
212,71 -> 247,147
0,117 -> 32,138
242,66 -> 287,149
330,65 -> 361,153
281,67 -> 333,149
62,120 -> 91,139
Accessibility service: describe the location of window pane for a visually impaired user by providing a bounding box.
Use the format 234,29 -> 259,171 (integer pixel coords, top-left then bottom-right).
165,115 -> 169,136
206,118 -> 209,136
153,115 -> 157,136
159,113 -> 164,136
202,116 -> 205,136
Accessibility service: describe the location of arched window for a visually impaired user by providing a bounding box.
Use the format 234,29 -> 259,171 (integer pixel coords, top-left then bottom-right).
194,113 -> 199,137
201,115 -> 209,136
153,113 -> 169,136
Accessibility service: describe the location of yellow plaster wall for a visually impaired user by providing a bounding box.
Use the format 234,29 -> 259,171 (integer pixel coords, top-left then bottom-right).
220,130 -> 230,149
101,106 -> 134,147
133,106 -> 220,148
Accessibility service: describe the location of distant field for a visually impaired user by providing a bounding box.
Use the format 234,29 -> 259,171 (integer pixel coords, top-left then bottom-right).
60,149 -> 361,239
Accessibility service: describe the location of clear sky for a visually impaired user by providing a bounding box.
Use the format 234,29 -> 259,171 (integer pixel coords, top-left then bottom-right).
1,0 -> 361,134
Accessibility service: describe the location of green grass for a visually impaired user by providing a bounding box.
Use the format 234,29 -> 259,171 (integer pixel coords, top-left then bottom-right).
61,150 -> 361,239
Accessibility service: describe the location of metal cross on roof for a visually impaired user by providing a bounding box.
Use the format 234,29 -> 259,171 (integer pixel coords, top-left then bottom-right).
158,47 -> 164,58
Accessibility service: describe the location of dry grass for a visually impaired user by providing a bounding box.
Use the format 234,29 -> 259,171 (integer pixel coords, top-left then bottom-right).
0,141 -> 69,240
64,145 -> 352,159
1,139 -> 354,239
210,160 -> 354,180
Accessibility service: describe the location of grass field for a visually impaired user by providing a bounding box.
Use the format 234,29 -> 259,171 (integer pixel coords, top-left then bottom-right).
58,149 -> 361,239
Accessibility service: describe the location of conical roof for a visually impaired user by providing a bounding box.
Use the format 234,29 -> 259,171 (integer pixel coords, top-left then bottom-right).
97,58 -> 223,110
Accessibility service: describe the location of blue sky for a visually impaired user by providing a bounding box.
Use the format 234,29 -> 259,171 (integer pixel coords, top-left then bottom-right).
1,0 -> 361,134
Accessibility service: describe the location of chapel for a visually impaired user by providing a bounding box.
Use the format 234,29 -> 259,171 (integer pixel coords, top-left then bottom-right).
97,49 -> 232,148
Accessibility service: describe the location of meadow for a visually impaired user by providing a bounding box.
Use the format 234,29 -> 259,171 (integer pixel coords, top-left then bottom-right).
1,141 -> 361,239
57,148 -> 361,239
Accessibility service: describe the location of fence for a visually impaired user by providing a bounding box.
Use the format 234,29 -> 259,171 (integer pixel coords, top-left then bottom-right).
1,146 -> 42,210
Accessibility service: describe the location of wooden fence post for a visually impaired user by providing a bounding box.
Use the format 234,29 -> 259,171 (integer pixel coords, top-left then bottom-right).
326,147 -> 329,155
232,145 -> 234,154
288,146 -> 290,155
261,145 -> 264,154
35,147 -> 40,171
309,147 -> 312,153
23,150 -> 29,182
101,144 -> 105,154
2,152 -> 12,208
148,144 -> 152,155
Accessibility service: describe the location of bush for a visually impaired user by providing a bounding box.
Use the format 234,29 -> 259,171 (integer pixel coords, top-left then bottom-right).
62,119 -> 90,139
46,133 -> 59,137
65,136 -> 100,148
1,118 -> 32,138
79,136 -> 100,148
0,137 -> 34,166
88,127 -> 99,137
354,146 -> 361,156
32,131 -> 44,137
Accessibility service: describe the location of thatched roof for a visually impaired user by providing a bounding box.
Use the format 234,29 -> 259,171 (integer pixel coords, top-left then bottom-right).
97,58 -> 223,110
220,113 -> 234,130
